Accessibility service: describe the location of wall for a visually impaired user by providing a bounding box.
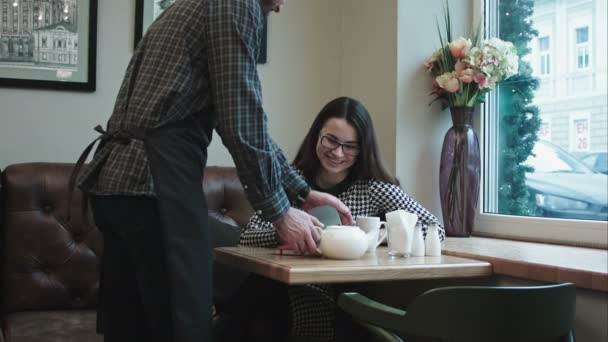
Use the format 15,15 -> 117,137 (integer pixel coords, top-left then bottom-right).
0,0 -> 133,169
337,0 -> 398,174
0,0 -> 342,169
0,0 -> 605,341
208,0 -> 342,166
396,0 -> 473,218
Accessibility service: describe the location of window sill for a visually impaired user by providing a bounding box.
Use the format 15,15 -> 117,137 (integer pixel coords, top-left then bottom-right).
442,237 -> 608,292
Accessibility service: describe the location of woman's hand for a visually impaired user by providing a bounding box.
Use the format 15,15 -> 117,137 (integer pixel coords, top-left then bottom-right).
302,190 -> 354,225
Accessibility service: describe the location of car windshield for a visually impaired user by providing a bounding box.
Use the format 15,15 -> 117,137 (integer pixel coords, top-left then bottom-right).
525,141 -> 594,174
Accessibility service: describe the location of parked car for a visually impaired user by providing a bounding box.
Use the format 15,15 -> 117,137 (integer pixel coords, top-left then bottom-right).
580,152 -> 608,174
524,140 -> 608,221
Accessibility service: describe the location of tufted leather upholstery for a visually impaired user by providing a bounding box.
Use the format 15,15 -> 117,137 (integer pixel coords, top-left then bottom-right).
203,166 -> 254,228
0,163 -> 252,342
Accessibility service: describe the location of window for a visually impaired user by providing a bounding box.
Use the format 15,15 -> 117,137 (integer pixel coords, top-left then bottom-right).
538,36 -> 550,75
23,7 -> 28,28
477,0 -> 607,246
575,26 -> 590,69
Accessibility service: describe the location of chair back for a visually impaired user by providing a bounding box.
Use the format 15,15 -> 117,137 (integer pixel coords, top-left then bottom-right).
400,283 -> 576,342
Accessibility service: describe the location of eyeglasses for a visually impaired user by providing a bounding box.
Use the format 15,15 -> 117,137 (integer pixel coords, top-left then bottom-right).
319,135 -> 360,156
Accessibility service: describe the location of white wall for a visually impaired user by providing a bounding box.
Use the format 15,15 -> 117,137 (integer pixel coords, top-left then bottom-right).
337,0 -> 398,174
0,0 -> 342,169
0,0 -> 134,169
208,0 -> 342,165
0,0 -> 465,229
396,0 -> 473,217
0,1 -> 605,340
0,0 -> 430,208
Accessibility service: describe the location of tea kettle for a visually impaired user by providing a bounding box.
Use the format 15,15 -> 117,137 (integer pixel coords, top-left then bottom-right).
315,225 -> 370,259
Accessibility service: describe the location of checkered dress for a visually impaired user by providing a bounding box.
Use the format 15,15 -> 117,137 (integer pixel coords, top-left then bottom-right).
240,176 -> 445,341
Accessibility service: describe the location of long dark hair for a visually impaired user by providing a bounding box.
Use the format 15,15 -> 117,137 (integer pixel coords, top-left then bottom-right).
293,96 -> 398,185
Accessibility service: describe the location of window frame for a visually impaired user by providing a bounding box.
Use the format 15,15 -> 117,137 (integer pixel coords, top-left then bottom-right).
538,35 -> 551,75
574,26 -> 591,70
473,0 -> 607,248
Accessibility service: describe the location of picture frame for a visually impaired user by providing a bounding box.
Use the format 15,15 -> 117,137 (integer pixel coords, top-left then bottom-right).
0,0 -> 98,92
134,0 -> 267,63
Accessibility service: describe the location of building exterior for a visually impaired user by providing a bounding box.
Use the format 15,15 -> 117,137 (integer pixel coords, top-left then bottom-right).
33,21 -> 76,67
0,0 -> 77,63
530,0 -> 607,155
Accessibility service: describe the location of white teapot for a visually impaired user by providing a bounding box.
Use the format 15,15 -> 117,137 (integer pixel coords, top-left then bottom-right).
315,225 -> 370,259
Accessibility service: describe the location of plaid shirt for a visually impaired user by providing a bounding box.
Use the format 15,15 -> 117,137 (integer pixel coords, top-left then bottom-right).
78,0 -> 308,222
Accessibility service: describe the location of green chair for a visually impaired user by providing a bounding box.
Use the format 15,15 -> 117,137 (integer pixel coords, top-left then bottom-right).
337,283 -> 576,342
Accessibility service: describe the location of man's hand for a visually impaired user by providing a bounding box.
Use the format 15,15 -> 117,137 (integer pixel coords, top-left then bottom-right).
301,190 -> 354,225
273,207 -> 323,255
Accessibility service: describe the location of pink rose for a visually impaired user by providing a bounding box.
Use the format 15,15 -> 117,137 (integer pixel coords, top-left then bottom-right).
458,68 -> 475,83
444,78 -> 460,93
455,61 -> 466,73
474,73 -> 488,88
436,72 -> 460,93
431,78 -> 443,94
449,38 -> 472,59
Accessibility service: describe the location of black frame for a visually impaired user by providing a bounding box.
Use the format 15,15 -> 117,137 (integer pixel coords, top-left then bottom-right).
134,0 -> 267,64
0,0 -> 98,92
133,0 -> 145,49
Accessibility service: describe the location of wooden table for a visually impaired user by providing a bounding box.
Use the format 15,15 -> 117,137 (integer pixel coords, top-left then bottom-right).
215,246 -> 492,284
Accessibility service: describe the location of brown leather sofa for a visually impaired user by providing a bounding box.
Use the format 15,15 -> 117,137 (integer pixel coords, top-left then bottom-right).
0,163 -> 253,342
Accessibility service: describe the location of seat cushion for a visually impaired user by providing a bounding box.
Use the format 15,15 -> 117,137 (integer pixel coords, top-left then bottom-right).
2,310 -> 101,342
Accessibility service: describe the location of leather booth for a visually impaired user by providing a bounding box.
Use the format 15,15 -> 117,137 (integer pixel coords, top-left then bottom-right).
0,163 -> 253,342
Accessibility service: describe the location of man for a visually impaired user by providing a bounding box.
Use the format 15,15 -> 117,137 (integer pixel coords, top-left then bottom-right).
74,0 -> 352,341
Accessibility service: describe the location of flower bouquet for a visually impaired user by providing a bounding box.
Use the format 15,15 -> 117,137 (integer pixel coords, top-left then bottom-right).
424,12 -> 518,107
426,3 -> 518,237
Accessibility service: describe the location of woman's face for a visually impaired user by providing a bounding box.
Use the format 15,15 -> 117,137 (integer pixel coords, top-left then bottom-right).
316,118 -> 359,177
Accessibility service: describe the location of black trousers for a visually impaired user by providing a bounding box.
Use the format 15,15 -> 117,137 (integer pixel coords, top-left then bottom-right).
91,195 -> 172,342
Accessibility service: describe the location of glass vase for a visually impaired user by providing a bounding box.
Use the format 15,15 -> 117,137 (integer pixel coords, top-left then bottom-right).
439,106 -> 480,237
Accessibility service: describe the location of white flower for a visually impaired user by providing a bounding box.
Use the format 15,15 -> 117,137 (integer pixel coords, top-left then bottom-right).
465,38 -> 518,88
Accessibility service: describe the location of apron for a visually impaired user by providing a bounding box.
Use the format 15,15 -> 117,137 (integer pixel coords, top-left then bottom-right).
69,116 -> 213,342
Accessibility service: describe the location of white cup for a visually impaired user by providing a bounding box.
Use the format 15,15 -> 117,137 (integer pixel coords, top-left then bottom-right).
356,216 -> 388,252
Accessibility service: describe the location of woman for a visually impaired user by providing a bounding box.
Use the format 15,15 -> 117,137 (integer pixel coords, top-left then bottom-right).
239,96 -> 445,342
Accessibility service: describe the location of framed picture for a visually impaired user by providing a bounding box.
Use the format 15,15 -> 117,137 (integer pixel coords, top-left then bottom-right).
134,0 -> 267,63
0,0 -> 98,92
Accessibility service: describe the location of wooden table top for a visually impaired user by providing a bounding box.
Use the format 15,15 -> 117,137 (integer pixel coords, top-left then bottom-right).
214,246 -> 493,284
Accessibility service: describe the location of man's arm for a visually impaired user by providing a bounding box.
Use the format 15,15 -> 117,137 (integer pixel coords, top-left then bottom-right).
206,1 -> 302,222
205,1 -> 352,253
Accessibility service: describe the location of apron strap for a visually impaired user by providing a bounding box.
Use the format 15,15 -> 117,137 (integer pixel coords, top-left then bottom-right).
67,125 -> 143,223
